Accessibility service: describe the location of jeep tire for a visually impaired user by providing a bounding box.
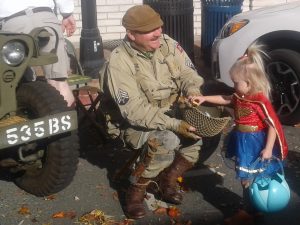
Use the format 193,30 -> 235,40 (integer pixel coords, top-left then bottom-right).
14,81 -> 79,196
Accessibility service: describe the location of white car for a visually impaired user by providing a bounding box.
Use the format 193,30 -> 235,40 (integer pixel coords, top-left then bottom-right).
211,1 -> 300,125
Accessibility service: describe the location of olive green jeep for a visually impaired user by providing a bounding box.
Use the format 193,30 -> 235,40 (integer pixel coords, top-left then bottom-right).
0,29 -> 79,196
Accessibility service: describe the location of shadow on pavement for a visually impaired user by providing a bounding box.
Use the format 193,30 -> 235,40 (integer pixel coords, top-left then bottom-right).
285,150 -> 300,197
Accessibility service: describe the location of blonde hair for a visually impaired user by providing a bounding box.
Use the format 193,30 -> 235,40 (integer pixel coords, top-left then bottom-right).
229,42 -> 271,99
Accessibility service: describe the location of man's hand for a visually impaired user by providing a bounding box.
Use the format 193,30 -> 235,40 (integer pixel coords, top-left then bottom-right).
62,15 -> 76,37
174,120 -> 201,140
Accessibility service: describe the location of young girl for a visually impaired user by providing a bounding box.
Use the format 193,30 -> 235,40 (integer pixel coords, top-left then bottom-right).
190,43 -> 288,223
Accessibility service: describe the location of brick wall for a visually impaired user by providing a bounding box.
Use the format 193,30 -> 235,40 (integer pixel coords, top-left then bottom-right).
68,0 -> 296,44
69,0 -> 143,43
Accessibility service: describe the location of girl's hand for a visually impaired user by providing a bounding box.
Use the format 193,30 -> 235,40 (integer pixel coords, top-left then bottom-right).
261,124 -> 276,161
260,148 -> 273,160
188,95 -> 206,106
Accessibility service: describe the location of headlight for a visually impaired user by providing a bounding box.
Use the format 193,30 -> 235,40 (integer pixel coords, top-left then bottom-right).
2,41 -> 26,66
220,19 -> 249,38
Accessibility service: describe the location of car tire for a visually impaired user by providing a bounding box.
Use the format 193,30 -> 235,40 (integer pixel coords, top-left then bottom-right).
267,49 -> 300,125
14,81 -> 79,196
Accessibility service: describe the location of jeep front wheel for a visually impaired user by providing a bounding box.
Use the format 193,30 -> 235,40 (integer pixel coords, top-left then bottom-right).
14,81 -> 79,196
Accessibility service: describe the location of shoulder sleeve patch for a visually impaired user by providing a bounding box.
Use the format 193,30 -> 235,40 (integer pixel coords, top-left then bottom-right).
174,42 -> 183,53
185,58 -> 196,70
116,88 -> 129,105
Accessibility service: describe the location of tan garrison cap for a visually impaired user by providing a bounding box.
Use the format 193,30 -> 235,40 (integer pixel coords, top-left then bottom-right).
122,5 -> 163,32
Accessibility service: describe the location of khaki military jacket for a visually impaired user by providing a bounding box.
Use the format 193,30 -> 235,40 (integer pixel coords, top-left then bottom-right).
103,34 -> 204,132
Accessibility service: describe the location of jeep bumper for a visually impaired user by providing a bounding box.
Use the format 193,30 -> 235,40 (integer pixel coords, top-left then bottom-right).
0,110 -> 77,149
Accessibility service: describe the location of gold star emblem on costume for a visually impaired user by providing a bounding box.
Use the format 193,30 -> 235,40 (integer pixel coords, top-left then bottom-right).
236,107 -> 253,119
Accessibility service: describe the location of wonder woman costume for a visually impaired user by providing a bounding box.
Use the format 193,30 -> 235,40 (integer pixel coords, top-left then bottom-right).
227,93 -> 288,180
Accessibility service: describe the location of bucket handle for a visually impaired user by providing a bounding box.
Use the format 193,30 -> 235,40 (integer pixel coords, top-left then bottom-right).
250,156 -> 285,180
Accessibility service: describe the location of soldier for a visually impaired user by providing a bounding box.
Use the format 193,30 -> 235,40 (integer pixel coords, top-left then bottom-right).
101,5 -> 204,219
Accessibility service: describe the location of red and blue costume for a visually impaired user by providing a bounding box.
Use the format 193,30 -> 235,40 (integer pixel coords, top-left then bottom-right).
227,93 -> 288,180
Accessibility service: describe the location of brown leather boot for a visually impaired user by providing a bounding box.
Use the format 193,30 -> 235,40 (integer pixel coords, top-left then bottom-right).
125,177 -> 150,219
158,154 -> 194,204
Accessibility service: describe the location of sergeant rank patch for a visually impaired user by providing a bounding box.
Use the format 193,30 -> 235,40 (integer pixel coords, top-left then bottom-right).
116,88 -> 129,105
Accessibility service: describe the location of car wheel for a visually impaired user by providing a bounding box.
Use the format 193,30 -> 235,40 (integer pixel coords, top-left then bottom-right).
14,81 -> 79,196
266,49 -> 300,125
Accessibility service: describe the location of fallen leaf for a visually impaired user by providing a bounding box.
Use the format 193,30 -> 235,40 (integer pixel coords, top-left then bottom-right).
52,211 -> 65,218
216,171 -> 226,177
52,211 -> 76,219
168,206 -> 181,218
112,192 -> 119,201
65,211 -> 77,219
145,193 -> 168,211
78,209 -> 115,225
44,194 -> 56,201
18,206 -> 30,215
177,176 -> 183,183
17,220 -> 24,225
153,207 -> 168,215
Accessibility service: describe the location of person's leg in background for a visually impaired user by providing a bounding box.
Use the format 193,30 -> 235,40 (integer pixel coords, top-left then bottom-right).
2,11 -> 75,107
47,78 -> 74,107
41,11 -> 75,107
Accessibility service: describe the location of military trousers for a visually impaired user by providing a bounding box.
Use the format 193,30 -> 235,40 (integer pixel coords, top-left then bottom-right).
124,128 -> 202,179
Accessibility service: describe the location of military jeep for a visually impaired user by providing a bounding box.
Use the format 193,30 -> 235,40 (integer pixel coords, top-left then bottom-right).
0,29 -> 79,196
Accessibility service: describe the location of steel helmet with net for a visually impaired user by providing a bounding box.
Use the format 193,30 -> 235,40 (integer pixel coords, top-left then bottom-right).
182,105 -> 231,137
